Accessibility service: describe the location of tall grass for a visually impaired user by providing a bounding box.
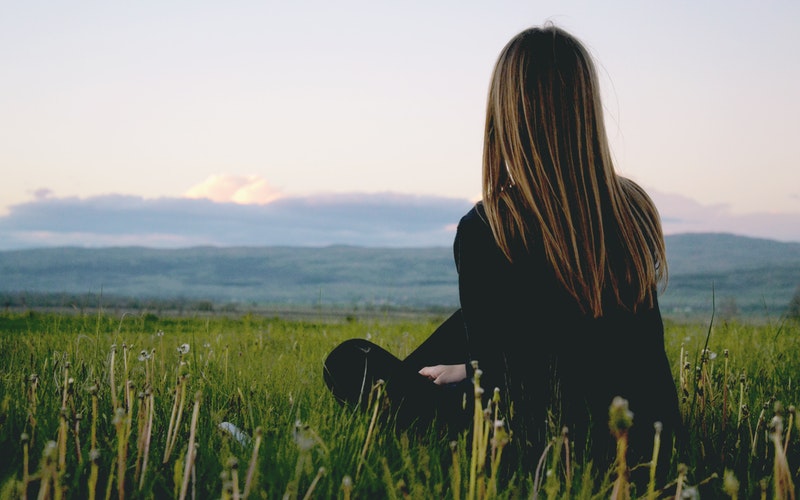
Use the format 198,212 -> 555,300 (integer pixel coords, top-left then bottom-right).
0,310 -> 798,498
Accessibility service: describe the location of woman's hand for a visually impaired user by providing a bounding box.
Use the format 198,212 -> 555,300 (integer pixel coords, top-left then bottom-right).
418,364 -> 467,385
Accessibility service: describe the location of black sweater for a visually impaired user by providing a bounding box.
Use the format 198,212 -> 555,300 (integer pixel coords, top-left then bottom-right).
454,203 -> 681,469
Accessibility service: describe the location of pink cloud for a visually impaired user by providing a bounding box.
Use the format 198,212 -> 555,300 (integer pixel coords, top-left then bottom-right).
184,174 -> 282,205
649,189 -> 800,242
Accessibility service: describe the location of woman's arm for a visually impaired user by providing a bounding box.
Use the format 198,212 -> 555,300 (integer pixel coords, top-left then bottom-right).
454,207 -> 520,393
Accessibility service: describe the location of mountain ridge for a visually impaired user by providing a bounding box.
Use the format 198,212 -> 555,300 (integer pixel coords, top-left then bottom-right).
1,232 -> 798,318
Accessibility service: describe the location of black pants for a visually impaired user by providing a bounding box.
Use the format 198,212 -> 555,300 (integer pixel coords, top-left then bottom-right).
323,310 -> 471,432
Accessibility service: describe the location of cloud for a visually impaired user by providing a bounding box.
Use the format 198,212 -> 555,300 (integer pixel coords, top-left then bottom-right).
184,174 -> 282,204
649,189 -> 800,242
0,192 -> 474,250
32,188 -> 54,200
0,188 -> 798,250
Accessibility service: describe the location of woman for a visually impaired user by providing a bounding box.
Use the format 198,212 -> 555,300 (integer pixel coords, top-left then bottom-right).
323,24 -> 681,479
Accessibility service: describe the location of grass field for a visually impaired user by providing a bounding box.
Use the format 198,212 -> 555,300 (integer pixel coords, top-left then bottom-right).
0,309 -> 798,499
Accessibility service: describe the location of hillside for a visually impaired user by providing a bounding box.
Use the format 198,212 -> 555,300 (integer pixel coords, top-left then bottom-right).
1,233 -> 799,318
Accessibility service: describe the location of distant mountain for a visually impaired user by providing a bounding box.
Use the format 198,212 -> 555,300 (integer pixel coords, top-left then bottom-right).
660,233 -> 800,318
1,233 -> 798,318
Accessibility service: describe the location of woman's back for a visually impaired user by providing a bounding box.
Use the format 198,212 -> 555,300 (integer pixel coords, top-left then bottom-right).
457,199 -> 679,475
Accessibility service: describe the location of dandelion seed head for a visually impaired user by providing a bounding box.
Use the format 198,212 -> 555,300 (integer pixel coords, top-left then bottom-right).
769,415 -> 784,436
608,396 -> 634,435
44,440 -> 57,459
113,407 -> 126,424
138,350 -> 150,361
722,469 -> 740,496
293,419 -> 316,451
178,343 -> 190,355
20,433 -> 29,442
157,330 -> 164,337
681,486 -> 699,499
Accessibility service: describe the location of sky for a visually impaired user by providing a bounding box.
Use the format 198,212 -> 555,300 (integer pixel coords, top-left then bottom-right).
1,0 -> 799,249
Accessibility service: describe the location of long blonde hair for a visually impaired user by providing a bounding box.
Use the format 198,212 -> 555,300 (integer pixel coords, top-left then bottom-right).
482,25 -> 667,317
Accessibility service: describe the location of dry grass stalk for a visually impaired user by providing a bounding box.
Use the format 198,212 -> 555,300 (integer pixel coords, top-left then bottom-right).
302,467 -> 326,500
647,421 -> 663,500
242,427 -> 263,499
356,379 -> 385,482
164,374 -> 189,463
138,389 -> 155,491
113,407 -> 128,500
769,415 -> 796,500
450,441 -> 461,500
179,392 -> 202,500
608,397 -> 632,500
467,361 -> 485,500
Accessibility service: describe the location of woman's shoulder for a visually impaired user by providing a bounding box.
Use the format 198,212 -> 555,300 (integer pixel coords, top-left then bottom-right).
454,202 -> 506,265
458,202 -> 491,231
